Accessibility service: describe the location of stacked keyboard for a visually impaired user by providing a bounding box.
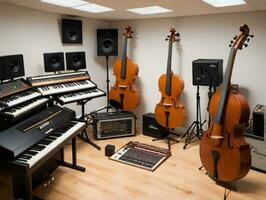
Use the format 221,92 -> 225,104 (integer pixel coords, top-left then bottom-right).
27,71 -> 105,104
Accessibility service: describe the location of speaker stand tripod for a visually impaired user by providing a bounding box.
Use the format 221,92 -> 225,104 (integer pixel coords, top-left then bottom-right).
77,99 -> 101,150
183,85 -> 205,149
93,56 -> 115,114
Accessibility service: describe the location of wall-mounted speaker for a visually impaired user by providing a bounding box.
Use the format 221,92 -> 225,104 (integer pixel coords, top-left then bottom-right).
62,19 -> 82,44
97,29 -> 118,56
0,58 -> 4,81
43,52 -> 65,72
2,54 -> 25,80
192,59 -> 223,87
66,51 -> 86,71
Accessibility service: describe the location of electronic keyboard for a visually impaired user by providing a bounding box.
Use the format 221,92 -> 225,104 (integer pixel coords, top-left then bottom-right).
0,105 -> 76,160
14,121 -> 85,168
36,80 -> 96,96
0,78 -> 31,99
3,97 -> 49,118
55,88 -> 106,104
27,71 -> 90,87
0,89 -> 41,108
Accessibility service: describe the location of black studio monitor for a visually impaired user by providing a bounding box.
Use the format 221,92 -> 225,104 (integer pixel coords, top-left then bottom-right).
66,51 -> 86,71
43,52 -> 65,72
2,54 -> 25,80
62,19 -> 82,44
192,59 -> 223,87
97,29 -> 118,56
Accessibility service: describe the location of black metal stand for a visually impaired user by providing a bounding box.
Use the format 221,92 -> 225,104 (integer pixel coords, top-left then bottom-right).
152,128 -> 179,150
93,56 -> 114,113
183,85 -> 205,149
60,137 -> 86,172
77,100 -> 101,150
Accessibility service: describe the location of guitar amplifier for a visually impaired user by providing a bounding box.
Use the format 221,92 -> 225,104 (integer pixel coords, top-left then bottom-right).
142,113 -> 168,138
253,104 -> 265,137
245,129 -> 266,173
91,111 -> 136,140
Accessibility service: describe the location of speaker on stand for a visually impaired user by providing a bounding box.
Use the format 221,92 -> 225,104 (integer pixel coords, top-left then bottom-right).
66,51 -> 86,71
182,59 -> 223,149
96,29 -> 118,112
62,19 -> 82,44
2,54 -> 25,80
43,52 -> 65,73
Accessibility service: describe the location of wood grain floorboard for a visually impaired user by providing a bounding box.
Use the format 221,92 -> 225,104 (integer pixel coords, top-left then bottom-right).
0,129 -> 265,200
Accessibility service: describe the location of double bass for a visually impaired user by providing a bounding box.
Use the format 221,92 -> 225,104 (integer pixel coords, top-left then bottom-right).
200,25 -> 253,182
155,28 -> 185,129
109,26 -> 140,111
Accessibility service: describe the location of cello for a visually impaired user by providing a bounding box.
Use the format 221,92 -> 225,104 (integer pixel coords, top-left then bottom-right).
155,28 -> 185,129
200,24 -> 253,182
109,26 -> 140,111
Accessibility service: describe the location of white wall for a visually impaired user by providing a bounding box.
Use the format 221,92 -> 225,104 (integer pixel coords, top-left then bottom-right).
0,3 -> 109,115
1,3 -> 265,128
110,11 -> 266,127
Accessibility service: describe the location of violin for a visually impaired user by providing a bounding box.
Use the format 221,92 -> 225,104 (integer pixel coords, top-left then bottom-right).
200,24 -> 253,182
109,26 -> 140,111
155,28 -> 185,129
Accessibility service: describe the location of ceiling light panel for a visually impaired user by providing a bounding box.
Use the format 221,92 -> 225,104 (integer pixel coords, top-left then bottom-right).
74,3 -> 114,13
41,0 -> 88,8
202,0 -> 246,7
127,6 -> 172,15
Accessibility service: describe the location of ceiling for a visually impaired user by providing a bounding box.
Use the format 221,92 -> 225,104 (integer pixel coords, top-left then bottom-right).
0,0 -> 265,20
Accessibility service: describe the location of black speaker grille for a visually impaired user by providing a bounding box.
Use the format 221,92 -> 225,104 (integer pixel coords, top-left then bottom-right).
43,52 -> 65,72
66,51 -> 86,71
2,54 -> 25,80
192,59 -> 223,86
97,29 -> 118,56
143,113 -> 168,138
62,19 -> 82,44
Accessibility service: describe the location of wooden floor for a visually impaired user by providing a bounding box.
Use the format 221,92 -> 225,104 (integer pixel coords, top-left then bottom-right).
1,129 -> 266,200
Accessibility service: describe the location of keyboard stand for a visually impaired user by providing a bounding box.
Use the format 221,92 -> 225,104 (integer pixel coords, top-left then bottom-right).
60,137 -> 86,172
77,99 -> 101,150
12,136 -> 86,200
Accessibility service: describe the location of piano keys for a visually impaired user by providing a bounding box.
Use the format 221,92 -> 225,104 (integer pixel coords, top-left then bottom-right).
0,89 -> 41,108
55,88 -> 106,104
3,97 -> 50,119
14,121 -> 85,168
0,105 -> 86,200
36,79 -> 96,96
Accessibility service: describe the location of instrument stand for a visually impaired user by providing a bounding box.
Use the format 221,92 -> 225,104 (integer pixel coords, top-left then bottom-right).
152,128 -> 179,151
182,85 -> 205,149
93,56 -> 114,113
199,166 -> 235,200
77,100 -> 101,150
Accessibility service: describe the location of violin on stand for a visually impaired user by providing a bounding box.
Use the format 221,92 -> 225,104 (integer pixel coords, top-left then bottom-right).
200,24 -> 253,182
109,26 -> 140,111
155,28 -> 185,129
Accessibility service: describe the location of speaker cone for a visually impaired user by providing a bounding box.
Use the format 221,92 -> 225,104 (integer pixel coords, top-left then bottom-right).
44,52 -> 65,72
66,51 -> 86,71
